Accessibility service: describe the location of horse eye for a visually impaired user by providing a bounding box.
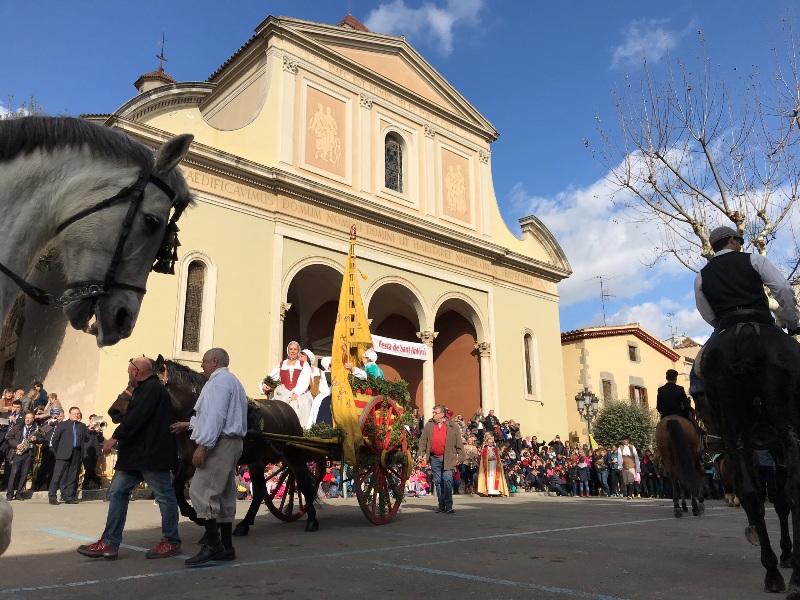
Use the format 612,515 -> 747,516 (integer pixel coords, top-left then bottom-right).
142,214 -> 163,235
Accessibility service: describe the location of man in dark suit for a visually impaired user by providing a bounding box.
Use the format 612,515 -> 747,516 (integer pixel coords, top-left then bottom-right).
48,406 -> 88,505
5,412 -> 40,500
656,369 -> 692,420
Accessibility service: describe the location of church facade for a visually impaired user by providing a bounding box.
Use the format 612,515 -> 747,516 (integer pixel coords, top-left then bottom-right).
3,14 -> 572,437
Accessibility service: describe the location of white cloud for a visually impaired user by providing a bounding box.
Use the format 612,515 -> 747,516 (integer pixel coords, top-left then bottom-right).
610,18 -> 693,69
364,0 -> 483,55
512,177 -> 686,308
606,299 -> 711,343
0,103 -> 10,118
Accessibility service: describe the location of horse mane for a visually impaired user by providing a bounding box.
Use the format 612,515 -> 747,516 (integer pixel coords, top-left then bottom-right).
163,359 -> 207,391
0,116 -> 195,213
0,116 -> 155,171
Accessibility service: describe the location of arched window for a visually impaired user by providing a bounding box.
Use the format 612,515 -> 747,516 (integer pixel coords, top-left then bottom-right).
181,261 -> 206,352
524,332 -> 536,396
385,133 -> 403,193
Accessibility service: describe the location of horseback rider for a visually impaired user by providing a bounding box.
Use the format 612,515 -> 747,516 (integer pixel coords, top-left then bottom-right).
656,369 -> 691,421
694,226 -> 800,336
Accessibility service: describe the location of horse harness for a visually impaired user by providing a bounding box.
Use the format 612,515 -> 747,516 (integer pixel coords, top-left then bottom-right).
0,173 -> 184,308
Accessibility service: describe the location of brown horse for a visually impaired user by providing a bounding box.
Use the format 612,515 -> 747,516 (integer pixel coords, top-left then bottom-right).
107,356 -> 323,535
655,415 -> 705,518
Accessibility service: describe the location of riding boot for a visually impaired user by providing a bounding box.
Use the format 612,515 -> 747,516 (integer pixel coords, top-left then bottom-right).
204,520 -> 222,547
220,522 -> 233,550
185,520 -> 225,567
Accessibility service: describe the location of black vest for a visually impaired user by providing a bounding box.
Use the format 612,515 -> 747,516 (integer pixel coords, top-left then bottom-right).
700,251 -> 769,318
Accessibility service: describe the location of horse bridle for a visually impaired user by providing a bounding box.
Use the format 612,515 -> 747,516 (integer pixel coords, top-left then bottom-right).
0,172 -> 184,308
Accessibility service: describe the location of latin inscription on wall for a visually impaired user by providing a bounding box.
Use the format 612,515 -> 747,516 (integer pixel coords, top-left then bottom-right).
182,166 -> 556,295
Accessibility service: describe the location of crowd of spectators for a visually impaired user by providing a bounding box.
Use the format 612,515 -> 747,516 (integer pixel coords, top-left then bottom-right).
0,381 -> 107,501
404,407 -> 692,500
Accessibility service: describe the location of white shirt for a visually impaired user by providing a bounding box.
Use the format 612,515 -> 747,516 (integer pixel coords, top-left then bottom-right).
694,249 -> 800,329
350,366 -> 367,381
190,367 -> 248,449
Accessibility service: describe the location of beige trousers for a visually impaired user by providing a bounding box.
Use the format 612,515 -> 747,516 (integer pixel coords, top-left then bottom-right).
188,437 -> 243,523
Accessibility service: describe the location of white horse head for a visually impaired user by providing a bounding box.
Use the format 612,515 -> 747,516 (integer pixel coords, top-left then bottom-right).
0,117 -> 194,346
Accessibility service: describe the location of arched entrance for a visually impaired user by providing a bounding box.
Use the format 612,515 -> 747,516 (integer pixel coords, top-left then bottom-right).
433,299 -> 482,419
282,263 -> 342,360
367,282 -> 425,411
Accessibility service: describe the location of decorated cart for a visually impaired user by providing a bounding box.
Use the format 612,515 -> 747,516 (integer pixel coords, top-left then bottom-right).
261,228 -> 413,524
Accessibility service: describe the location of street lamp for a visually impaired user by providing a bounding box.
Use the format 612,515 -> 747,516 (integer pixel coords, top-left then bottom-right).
575,388 -> 600,450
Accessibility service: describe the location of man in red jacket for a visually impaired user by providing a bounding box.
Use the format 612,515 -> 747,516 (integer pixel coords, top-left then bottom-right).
418,404 -> 465,514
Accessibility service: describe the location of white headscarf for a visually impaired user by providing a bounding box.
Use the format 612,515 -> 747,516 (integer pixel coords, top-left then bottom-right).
364,349 -> 378,363
286,341 -> 301,357
302,349 -> 316,363
321,357 -> 332,370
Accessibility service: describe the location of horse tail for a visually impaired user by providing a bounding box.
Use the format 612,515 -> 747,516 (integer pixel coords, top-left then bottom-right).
667,419 -> 703,496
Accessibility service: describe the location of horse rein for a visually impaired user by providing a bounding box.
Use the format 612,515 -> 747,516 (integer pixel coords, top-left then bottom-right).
0,172 -> 180,308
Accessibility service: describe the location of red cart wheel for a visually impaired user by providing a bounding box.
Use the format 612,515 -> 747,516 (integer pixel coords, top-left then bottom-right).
354,395 -> 411,525
264,459 -> 325,522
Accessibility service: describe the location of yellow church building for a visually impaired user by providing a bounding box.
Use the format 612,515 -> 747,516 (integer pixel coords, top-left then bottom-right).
2,14 -> 572,437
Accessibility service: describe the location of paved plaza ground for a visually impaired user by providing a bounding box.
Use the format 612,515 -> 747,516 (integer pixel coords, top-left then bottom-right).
0,492 -> 787,599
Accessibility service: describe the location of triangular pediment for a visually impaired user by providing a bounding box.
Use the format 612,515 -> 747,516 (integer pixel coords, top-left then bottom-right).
326,43 -> 460,114
268,16 -> 497,139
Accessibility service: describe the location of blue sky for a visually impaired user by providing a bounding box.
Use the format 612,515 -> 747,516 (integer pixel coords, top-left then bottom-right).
3,1 -> 797,342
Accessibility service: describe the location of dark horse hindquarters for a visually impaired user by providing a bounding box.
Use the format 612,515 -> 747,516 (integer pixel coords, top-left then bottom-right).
703,322 -> 800,597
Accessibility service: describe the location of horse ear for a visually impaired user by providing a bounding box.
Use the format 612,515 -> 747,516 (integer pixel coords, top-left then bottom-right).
157,353 -> 165,365
154,134 -> 193,175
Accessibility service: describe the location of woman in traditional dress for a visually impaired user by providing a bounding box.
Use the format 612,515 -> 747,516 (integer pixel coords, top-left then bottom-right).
262,341 -> 313,426
477,434 -> 509,497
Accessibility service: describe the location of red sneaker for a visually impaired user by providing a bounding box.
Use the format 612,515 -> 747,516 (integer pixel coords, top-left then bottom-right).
145,541 -> 182,559
77,539 -> 118,559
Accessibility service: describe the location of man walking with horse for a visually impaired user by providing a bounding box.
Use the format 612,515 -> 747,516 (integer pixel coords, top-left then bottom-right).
170,348 -> 247,567
77,356 -> 181,560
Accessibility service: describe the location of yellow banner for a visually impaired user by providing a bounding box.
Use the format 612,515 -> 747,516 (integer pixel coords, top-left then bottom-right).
330,230 -> 374,464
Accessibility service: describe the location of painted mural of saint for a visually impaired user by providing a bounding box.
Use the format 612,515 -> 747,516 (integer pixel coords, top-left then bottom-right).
309,103 -> 341,167
445,164 -> 467,214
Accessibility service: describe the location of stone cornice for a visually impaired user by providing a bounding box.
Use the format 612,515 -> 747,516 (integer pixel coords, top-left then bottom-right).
518,215 -> 572,276
106,118 -> 567,285
112,83 -> 215,122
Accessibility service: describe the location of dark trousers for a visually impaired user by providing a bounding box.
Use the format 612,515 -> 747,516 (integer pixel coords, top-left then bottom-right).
49,448 -> 81,501
82,454 -> 101,489
6,451 -> 33,498
34,448 -> 55,491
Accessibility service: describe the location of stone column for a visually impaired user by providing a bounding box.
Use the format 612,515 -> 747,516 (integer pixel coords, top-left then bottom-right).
359,93 -> 373,193
474,341 -> 492,415
279,54 -> 299,170
416,330 -> 438,416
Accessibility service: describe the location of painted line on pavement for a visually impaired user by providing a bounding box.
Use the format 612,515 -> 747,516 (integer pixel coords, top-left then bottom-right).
1,513 -> 736,595
369,560 -> 628,600
40,528 -> 190,559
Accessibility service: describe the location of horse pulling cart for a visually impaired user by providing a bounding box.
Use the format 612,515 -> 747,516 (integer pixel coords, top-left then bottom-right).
261,390 -> 412,525
258,228 -> 413,526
